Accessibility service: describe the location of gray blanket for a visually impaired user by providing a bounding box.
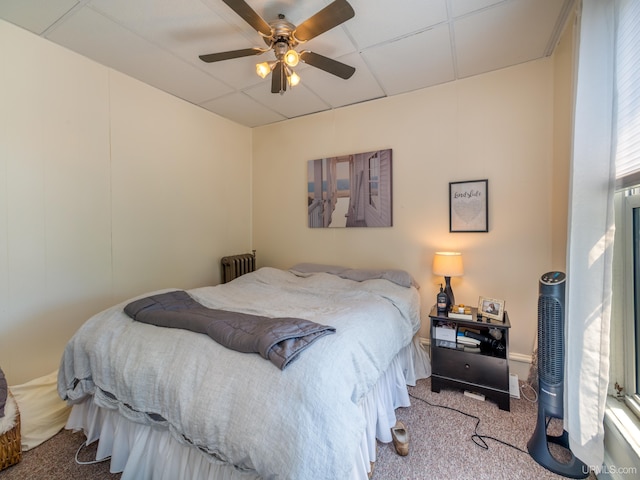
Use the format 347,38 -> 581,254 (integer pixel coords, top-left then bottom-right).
124,290 -> 335,370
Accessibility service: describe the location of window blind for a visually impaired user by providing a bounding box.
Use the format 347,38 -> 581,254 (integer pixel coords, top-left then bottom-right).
615,0 -> 640,189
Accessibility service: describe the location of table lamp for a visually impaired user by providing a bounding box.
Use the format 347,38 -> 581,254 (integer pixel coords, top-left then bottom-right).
432,252 -> 464,309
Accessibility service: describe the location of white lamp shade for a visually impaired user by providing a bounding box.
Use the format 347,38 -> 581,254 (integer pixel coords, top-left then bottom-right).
284,49 -> 299,67
432,252 -> 464,277
288,71 -> 300,86
256,62 -> 271,79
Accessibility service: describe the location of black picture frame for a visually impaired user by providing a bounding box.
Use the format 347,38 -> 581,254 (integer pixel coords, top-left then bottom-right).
449,179 -> 488,232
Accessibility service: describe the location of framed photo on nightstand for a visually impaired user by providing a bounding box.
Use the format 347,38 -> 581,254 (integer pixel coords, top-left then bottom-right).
478,296 -> 504,321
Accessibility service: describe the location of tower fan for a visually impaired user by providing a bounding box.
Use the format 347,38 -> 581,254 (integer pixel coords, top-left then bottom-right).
527,272 -> 588,478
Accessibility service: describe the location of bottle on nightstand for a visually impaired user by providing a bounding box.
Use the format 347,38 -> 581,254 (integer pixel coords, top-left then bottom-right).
436,284 -> 448,313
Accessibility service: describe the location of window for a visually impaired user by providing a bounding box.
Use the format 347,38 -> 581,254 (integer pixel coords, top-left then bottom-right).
616,191 -> 640,417
633,198 -> 640,392
612,0 -> 640,418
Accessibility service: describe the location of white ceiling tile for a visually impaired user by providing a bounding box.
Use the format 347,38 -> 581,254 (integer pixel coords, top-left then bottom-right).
88,0 -> 357,97
199,54 -> 271,91
346,0 -> 448,49
90,0 -> 260,51
454,0 -> 567,77
46,6 -> 233,104
449,0 -> 506,18
244,82 -> 330,119
362,25 -> 454,96
0,0 -> 576,127
200,92 -> 285,128
300,53 -> 384,108
0,0 -> 79,34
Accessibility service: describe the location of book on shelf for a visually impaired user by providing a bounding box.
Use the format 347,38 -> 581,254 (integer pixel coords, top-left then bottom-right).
456,333 -> 480,346
436,340 -> 458,349
448,306 -> 478,320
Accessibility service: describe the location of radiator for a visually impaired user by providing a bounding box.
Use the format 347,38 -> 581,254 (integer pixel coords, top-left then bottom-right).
221,250 -> 256,283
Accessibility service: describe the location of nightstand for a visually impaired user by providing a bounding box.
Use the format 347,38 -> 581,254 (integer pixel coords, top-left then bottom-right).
429,306 -> 511,411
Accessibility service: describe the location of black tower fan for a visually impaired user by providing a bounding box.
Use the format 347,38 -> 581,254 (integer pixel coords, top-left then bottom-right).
527,271 -> 588,478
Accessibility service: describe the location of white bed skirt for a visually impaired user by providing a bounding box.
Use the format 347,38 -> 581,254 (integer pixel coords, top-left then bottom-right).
65,336 -> 430,480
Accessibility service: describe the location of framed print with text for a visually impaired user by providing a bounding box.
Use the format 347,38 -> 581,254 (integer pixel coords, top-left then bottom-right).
449,179 -> 488,232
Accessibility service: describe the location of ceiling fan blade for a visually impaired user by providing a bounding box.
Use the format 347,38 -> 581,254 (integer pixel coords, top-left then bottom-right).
199,48 -> 264,63
294,0 -> 355,42
271,61 -> 286,94
222,0 -> 272,37
300,51 -> 355,79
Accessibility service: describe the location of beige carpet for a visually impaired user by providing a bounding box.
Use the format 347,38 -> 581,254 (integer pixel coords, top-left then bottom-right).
373,378 -> 596,479
0,377 -> 596,479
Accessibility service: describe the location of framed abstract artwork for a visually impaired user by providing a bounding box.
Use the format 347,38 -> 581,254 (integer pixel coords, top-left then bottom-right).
307,149 -> 392,228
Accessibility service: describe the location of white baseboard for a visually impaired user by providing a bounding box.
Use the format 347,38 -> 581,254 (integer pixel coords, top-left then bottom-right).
509,352 -> 532,381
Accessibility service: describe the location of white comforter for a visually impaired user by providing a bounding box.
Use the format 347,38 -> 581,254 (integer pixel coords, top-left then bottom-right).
58,267 -> 421,480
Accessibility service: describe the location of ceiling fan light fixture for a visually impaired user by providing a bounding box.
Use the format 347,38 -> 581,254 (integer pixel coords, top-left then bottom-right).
256,61 -> 273,78
284,49 -> 299,67
283,64 -> 300,87
201,0 -> 357,94
288,70 -> 300,87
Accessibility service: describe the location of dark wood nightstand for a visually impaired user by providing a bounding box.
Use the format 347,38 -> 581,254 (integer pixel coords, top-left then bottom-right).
429,306 -> 511,411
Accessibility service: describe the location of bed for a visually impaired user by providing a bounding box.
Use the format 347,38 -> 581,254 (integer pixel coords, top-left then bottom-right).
57,264 -> 431,480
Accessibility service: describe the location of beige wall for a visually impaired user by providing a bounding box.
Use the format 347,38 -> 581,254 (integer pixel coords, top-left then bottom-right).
0,14 -> 575,384
0,20 -> 252,384
253,57 -> 566,362
551,13 -> 576,271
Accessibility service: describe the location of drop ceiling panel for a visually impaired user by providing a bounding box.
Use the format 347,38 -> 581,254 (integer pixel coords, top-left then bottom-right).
346,0 -> 448,49
90,0 -> 258,54
0,0 -> 577,127
201,92 -> 286,127
0,0 -> 78,35
362,25 -> 454,96
300,53 -> 384,108
244,82 -> 329,119
454,0 -> 567,78
449,0 -> 506,18
46,7 -> 233,104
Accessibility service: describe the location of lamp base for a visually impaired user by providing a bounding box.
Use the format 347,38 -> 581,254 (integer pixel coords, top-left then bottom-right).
444,276 -> 455,310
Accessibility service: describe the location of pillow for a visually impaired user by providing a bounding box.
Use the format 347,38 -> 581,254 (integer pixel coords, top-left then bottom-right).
339,268 -> 419,289
289,263 -> 348,277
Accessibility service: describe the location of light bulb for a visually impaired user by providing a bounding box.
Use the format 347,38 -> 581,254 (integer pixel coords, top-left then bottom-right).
284,49 -> 299,67
288,71 -> 300,87
256,62 -> 271,79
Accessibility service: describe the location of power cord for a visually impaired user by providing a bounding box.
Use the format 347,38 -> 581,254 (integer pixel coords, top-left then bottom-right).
74,440 -> 111,465
408,392 -> 528,454
519,381 -> 538,403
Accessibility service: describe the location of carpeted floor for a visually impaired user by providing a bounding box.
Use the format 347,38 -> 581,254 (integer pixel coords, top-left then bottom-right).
0,377 -> 595,480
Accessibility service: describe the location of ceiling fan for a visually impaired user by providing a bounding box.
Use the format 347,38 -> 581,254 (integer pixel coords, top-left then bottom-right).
199,0 -> 356,94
